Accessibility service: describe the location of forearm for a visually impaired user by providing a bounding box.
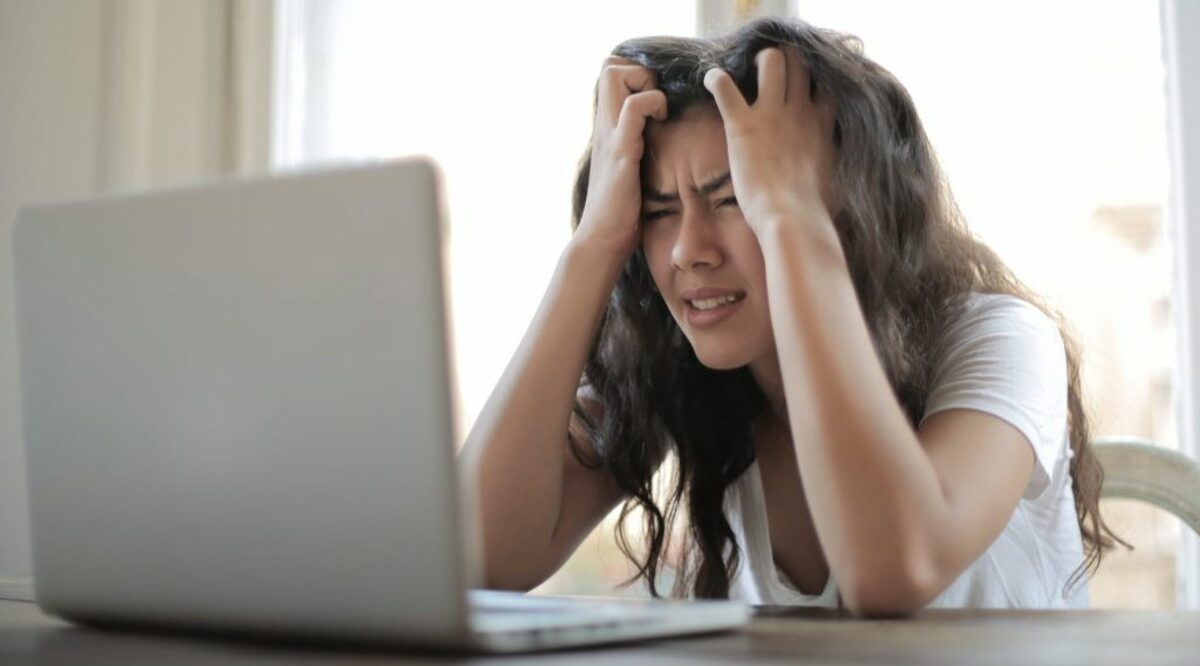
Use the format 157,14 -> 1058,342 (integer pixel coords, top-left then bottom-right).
757,215 -> 949,612
459,238 -> 624,583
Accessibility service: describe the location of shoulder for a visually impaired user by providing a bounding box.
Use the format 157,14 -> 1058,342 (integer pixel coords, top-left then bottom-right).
942,293 -> 1064,351
930,291 -> 1067,395
932,293 -> 1066,384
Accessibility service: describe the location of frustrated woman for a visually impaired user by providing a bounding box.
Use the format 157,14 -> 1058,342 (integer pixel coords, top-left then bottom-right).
460,16 -> 1122,615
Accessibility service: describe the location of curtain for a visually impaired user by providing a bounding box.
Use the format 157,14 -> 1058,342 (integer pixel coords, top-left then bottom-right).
0,0 -> 273,602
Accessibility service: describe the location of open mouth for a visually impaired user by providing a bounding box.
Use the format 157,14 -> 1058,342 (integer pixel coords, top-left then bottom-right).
683,291 -> 746,328
686,292 -> 746,311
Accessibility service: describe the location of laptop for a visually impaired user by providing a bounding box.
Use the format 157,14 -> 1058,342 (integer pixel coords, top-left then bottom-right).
11,158 -> 749,652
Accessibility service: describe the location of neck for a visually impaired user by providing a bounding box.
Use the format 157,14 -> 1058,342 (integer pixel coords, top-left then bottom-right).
748,350 -> 789,437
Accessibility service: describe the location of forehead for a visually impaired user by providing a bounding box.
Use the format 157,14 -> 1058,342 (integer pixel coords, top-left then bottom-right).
642,106 -> 728,186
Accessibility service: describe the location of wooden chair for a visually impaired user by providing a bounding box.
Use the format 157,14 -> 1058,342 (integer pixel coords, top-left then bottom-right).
1093,436 -> 1200,535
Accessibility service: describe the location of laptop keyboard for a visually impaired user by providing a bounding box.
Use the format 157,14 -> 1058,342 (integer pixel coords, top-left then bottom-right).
469,589 -> 641,615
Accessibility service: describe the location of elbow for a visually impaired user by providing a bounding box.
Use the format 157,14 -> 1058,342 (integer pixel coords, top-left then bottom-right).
838,549 -> 940,618
841,587 -> 926,619
480,574 -> 540,594
477,537 -> 556,593
479,560 -> 546,593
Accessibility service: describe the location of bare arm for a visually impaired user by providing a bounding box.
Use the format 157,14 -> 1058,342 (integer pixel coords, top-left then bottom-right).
459,241 -> 626,590
458,56 -> 668,591
759,218 -> 1033,616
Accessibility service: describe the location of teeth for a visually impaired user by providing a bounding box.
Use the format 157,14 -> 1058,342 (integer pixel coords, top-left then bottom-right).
690,294 -> 741,311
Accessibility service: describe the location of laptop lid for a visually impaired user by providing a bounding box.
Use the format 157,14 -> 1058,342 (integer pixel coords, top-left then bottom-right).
13,159 -> 474,644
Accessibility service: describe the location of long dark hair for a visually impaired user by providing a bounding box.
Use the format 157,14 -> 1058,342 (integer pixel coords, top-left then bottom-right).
567,16 -> 1123,600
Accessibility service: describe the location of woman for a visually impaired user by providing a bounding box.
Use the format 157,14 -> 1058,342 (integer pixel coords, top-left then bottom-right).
460,16 -> 1122,615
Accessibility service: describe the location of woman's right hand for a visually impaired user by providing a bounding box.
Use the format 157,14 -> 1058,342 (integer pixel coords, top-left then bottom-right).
574,56 -> 668,263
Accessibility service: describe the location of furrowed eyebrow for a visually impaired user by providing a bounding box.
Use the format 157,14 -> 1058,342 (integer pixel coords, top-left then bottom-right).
642,171 -> 732,204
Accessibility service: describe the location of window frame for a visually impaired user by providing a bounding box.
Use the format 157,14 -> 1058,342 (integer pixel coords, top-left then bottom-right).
1163,0 -> 1200,610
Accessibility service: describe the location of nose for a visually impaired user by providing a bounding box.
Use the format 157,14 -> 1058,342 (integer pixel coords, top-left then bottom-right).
670,206 -> 722,272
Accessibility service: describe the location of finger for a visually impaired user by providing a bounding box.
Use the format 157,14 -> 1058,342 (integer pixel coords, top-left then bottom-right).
599,63 -> 658,128
602,55 -> 637,68
754,47 -> 786,109
781,45 -> 813,108
703,68 -> 749,122
593,56 -> 634,118
613,89 -> 668,150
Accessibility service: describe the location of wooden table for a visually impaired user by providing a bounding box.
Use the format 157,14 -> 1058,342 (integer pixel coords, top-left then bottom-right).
2,599 -> 1198,664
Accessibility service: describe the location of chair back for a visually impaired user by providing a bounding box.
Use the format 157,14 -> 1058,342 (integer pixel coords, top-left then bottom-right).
1093,437 -> 1200,536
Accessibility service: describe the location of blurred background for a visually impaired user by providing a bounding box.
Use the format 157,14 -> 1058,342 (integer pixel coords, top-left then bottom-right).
0,0 -> 1195,609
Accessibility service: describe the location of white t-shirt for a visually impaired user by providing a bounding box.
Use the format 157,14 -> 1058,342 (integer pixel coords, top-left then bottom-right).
725,293 -> 1089,609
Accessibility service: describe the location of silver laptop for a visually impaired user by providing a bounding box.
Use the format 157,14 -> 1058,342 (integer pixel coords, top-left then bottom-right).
12,159 -> 749,652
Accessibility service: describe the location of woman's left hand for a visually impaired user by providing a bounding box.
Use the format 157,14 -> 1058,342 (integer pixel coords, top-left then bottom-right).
703,46 -> 840,237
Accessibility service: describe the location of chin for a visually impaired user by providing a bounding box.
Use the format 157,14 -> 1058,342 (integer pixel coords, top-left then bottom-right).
692,344 -> 755,371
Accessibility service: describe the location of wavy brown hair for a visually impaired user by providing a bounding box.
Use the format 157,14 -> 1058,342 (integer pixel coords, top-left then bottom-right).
567,16 -> 1124,600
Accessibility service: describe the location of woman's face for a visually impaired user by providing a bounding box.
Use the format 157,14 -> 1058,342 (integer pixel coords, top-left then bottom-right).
641,105 -> 775,370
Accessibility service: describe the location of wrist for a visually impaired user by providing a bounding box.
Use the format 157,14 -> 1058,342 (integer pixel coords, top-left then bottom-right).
755,209 -> 846,269
564,232 -> 634,275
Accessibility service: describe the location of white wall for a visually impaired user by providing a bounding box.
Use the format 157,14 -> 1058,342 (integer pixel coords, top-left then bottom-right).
0,0 -> 271,601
